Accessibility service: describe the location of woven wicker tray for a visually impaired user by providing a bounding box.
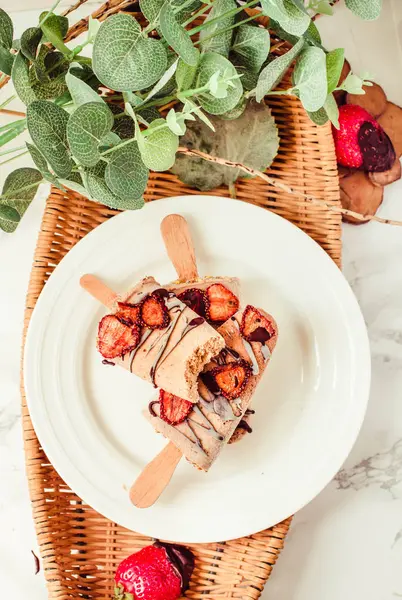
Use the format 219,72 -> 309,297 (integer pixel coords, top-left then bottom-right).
19,1 -> 342,594
21,91 -> 341,600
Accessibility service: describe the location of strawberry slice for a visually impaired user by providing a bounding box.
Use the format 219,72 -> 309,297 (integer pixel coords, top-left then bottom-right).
210,360 -> 252,400
177,288 -> 209,318
116,302 -> 142,326
206,284 -> 239,322
141,294 -> 170,329
159,389 -> 193,425
97,314 -> 140,359
241,305 -> 275,343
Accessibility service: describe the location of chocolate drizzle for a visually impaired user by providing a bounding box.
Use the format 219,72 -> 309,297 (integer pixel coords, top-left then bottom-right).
247,327 -> 272,344
148,400 -> 160,417
237,420 -> 253,434
189,405 -> 224,441
200,371 -> 221,395
129,328 -> 153,372
149,307 -> 185,386
102,359 -> 115,366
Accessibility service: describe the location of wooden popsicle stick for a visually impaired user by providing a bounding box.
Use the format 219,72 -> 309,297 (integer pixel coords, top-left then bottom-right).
161,214 -> 199,282
129,442 -> 182,508
130,215 -> 201,507
80,273 -> 117,308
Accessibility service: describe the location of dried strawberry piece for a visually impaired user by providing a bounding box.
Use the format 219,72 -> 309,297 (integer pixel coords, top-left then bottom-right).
141,294 -> 170,329
97,314 -> 140,359
206,284 -> 239,322
177,288 -> 209,318
241,305 -> 275,344
210,360 -> 252,400
116,302 -> 142,326
159,389 -> 193,425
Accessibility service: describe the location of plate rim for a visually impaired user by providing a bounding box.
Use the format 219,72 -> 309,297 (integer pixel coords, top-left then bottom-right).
24,195 -> 371,543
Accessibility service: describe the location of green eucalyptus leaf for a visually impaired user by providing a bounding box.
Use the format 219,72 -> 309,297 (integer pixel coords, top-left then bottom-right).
29,47 -> 68,99
39,12 -> 69,41
304,20 -> 322,45
139,0 -> 164,26
0,45 -> 13,75
11,52 -> 37,105
142,55 -> 179,103
110,105 -> 135,139
341,72 -> 369,94
0,205 -> 20,233
345,0 -> 382,20
255,37 -> 303,102
326,48 -> 344,93
196,52 -> 243,115
140,118 -> 179,171
59,178 -> 93,200
99,131 -> 121,151
232,24 -> 270,74
199,0 -> 236,57
307,106 -> 329,126
66,71 -> 104,106
0,8 -> 13,49
27,100 -> 72,178
20,27 -> 42,61
293,46 -> 327,112
260,0 -> 310,36
314,0 -> 334,16
172,101 -> 279,190
105,140 -> 149,199
0,167 -> 42,227
220,96 -> 247,120
26,142 -> 61,186
12,39 -> 21,50
324,92 -> 339,128
176,58 -> 197,91
86,169 -> 145,210
160,3 -> 198,66
93,13 -> 167,91
67,102 -> 113,167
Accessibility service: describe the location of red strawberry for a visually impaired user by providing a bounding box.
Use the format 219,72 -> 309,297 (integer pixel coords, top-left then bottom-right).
114,542 -> 194,600
116,302 -> 142,326
241,305 -> 275,344
141,294 -> 170,329
206,284 -> 239,322
210,360 -> 252,400
333,105 -> 395,172
97,314 -> 140,359
159,389 -> 193,425
178,288 -> 209,318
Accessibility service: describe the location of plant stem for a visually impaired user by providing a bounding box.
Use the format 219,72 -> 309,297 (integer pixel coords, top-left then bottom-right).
182,2 -> 211,27
188,0 -> 260,35
195,13 -> 257,46
38,0 -> 64,26
1,179 -> 44,198
0,144 -> 26,157
0,94 -> 16,110
101,137 -> 135,157
0,150 -> 29,167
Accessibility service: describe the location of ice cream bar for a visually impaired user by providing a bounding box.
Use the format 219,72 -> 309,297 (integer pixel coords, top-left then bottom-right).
144,305 -> 278,471
96,277 -> 225,403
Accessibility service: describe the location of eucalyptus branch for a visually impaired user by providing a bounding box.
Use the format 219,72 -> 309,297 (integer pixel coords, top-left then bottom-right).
195,14 -> 258,46
188,0 -> 260,35
0,144 -> 26,156
0,150 -> 29,167
177,147 -> 402,227
38,0 -> 64,27
182,2 -> 212,27
0,94 -> 16,110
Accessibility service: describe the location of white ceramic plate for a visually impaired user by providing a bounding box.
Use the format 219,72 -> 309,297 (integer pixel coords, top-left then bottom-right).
24,196 -> 370,543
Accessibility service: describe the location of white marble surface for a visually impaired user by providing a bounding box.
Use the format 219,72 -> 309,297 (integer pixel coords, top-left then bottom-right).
1,2 -> 402,598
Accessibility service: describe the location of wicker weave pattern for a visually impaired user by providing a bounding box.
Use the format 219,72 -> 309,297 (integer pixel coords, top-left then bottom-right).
19,4 -> 341,596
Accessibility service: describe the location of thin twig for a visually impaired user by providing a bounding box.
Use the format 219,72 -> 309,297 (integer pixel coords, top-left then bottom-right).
0,108 -> 26,117
177,147 -> 402,227
62,0 -> 89,17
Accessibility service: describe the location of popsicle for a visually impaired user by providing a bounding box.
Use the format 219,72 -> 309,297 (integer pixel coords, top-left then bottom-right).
145,304 -> 278,471
161,215 -> 241,326
83,275 -> 225,403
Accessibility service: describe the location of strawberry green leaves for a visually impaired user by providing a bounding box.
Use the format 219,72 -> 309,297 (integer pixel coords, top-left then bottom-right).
345,0 -> 382,20
255,37 -> 303,102
67,102 -> 113,167
92,13 -> 167,91
159,3 -> 198,66
0,168 -> 42,231
196,52 -> 243,115
27,101 -> 72,178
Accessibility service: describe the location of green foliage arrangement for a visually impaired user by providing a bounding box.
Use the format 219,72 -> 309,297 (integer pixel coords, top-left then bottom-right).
0,0 -> 382,232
